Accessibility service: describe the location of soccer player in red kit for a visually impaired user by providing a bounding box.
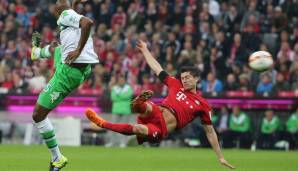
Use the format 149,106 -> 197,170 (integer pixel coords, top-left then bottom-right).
86,40 -> 235,169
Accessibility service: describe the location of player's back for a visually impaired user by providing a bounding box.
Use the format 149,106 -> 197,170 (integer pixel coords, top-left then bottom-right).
57,9 -> 99,64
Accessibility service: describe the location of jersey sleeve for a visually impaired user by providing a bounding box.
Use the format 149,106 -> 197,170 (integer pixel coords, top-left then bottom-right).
57,9 -> 83,28
158,70 -> 180,87
199,110 -> 212,125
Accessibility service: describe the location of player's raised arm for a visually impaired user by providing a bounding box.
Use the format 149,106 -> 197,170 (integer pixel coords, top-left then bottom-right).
203,125 -> 235,169
136,40 -> 163,76
65,15 -> 93,64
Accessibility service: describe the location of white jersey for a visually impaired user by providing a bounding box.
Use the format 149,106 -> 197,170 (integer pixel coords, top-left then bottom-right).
57,9 -> 99,63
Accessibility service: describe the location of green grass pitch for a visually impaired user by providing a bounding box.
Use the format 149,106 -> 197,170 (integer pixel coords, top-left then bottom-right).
0,145 -> 297,171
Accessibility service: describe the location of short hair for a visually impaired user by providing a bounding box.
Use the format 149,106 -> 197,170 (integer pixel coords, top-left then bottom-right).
57,0 -> 70,5
117,74 -> 126,81
179,66 -> 200,78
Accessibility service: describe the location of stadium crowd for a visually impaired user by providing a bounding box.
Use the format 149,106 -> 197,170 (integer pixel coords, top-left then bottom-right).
0,0 -> 297,96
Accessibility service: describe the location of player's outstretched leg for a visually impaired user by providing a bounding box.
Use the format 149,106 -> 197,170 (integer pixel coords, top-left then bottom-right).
32,104 -> 68,171
86,108 -> 135,135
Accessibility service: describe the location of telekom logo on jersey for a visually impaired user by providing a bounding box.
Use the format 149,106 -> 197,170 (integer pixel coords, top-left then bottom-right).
176,91 -> 187,101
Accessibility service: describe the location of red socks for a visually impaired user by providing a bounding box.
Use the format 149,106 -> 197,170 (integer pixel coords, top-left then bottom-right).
102,122 -> 134,135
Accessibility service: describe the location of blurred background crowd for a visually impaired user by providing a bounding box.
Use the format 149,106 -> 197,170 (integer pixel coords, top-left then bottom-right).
0,0 -> 297,96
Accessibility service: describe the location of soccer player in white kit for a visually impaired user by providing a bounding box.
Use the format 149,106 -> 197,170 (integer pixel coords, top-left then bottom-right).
31,0 -> 98,170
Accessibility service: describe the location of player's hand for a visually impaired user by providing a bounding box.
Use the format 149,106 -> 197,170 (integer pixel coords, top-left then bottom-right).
219,158 -> 235,169
136,39 -> 148,52
65,49 -> 81,64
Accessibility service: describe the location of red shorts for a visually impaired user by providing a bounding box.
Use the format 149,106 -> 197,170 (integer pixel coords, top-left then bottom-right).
136,101 -> 168,144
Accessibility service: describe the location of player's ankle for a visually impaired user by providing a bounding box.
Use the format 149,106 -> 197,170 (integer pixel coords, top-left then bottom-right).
101,121 -> 108,128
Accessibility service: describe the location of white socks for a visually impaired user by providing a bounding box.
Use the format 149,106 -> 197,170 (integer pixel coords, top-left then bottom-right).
35,117 -> 62,162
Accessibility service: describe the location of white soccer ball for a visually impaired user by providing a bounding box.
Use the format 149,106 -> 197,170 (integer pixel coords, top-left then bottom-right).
248,51 -> 273,72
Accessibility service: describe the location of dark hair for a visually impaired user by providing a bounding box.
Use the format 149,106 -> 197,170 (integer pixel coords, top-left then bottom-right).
179,66 -> 200,77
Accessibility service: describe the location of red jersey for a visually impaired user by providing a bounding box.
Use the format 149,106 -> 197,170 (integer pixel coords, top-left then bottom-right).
161,74 -> 212,129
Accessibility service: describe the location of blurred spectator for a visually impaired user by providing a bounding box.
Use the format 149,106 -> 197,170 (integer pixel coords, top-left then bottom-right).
1,72 -> 13,91
203,47 -> 227,80
28,68 -> 46,94
273,73 -> 290,92
290,26 -> 298,47
272,6 -> 288,33
165,63 -> 177,76
240,1 -> 260,31
223,106 -> 252,149
238,73 -> 251,91
261,4 -> 274,33
181,41 -> 196,61
107,74 -> 133,147
213,31 -> 229,58
293,43 -> 298,61
242,22 -> 261,53
163,32 -> 181,56
256,73 -> 273,95
111,6 -> 126,31
176,50 -> 193,69
11,70 -> 27,94
126,2 -> 145,29
208,0 -> 220,19
201,72 -> 223,94
224,73 -> 239,91
278,63 -> 290,81
257,110 -> 281,149
277,42 -> 295,62
98,3 -> 111,27
140,74 -> 155,91
216,106 -> 230,145
285,108 -> 298,149
289,61 -> 298,90
222,4 -> 242,34
227,33 -> 247,65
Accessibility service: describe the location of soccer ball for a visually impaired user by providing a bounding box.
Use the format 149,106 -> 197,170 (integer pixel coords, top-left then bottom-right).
248,51 -> 273,72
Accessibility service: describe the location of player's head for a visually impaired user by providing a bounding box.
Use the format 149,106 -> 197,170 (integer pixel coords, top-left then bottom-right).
55,0 -> 70,15
179,66 -> 200,91
56,0 -> 70,5
265,110 -> 274,120
117,74 -> 126,86
232,106 -> 240,116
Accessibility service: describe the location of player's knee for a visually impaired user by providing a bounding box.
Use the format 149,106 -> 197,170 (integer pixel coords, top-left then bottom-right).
32,106 -> 42,122
133,124 -> 148,136
32,104 -> 50,122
